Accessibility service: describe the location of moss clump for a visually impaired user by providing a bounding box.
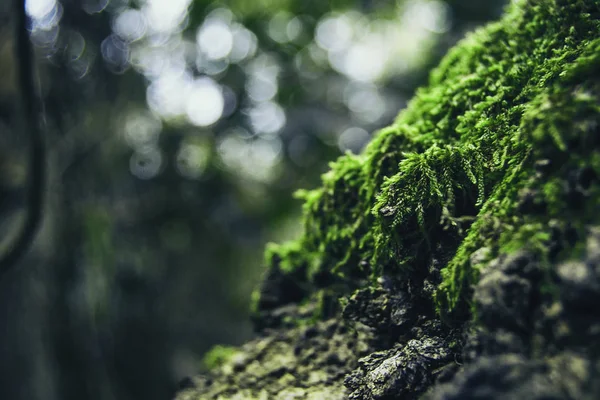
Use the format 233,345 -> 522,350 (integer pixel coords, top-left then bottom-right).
257,0 -> 600,318
179,2 -> 600,399
201,345 -> 240,371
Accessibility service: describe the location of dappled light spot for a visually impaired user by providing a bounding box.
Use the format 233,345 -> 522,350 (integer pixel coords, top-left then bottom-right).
176,142 -> 210,179
30,24 -> 59,49
268,12 -> 291,43
286,17 -> 303,42
404,0 -> 451,34
197,18 -> 234,60
122,111 -> 162,150
143,0 -> 191,34
247,102 -> 286,137
247,138 -> 283,182
196,56 -> 229,76
340,41 -> 387,82
229,24 -> 258,63
25,0 -> 57,20
217,132 -> 283,183
338,126 -> 370,154
343,82 -> 386,124
315,13 -> 354,52
308,43 -> 329,68
246,54 -> 280,103
292,46 -> 324,80
246,74 -> 277,103
131,46 -> 169,78
114,9 -> 148,43
133,38 -> 190,79
101,34 -> 130,73
129,147 -> 163,179
185,77 -> 224,127
217,132 -> 248,171
312,2 -> 455,83
316,13 -> 378,81
27,0 -> 63,31
147,68 -> 192,117
205,7 -> 235,24
268,12 -> 302,44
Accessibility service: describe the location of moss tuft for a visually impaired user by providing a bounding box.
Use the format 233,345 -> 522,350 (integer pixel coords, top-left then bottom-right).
201,345 -> 240,371
254,0 -> 600,319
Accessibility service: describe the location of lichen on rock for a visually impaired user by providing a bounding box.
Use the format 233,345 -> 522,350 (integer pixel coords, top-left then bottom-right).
176,0 -> 600,398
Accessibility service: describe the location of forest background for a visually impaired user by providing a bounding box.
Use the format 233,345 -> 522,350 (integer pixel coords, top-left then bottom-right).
0,0 -> 506,399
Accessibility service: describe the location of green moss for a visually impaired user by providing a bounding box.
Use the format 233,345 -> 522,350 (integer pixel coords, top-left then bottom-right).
202,345 -> 240,371
256,0 -> 600,319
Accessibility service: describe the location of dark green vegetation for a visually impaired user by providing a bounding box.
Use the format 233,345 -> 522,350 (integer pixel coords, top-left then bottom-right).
260,0 -> 600,318
178,0 -> 600,398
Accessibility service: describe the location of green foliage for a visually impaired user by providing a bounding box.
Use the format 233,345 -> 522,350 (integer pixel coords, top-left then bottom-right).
202,345 -> 240,371
372,143 -> 485,273
256,0 -> 600,318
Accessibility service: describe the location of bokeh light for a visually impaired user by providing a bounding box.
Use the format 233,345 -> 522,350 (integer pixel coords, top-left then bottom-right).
114,9 -> 148,43
246,54 -> 280,102
176,141 -> 211,179
123,111 -> 162,150
143,0 -> 192,33
197,19 -> 234,60
25,0 -> 57,20
229,24 -> 258,63
338,126 -> 370,154
315,13 -> 354,52
101,34 -> 130,73
218,131 -> 283,183
268,12 -> 303,43
343,82 -> 386,123
129,146 -> 163,179
185,77 -> 225,127
147,68 -> 193,117
247,101 -> 286,137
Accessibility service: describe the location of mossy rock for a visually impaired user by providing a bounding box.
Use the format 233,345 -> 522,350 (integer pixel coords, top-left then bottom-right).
176,0 -> 600,399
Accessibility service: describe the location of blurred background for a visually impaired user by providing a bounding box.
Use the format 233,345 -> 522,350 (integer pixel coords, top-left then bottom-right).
0,0 -> 506,399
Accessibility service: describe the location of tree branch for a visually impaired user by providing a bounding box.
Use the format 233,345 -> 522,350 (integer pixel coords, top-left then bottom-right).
0,0 -> 45,275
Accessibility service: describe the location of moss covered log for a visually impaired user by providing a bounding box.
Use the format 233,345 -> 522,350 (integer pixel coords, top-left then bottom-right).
176,0 -> 600,398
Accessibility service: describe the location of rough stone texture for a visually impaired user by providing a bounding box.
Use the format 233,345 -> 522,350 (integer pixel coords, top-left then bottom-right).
175,0 -> 600,398
426,228 -> 600,400
177,310 -> 377,400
